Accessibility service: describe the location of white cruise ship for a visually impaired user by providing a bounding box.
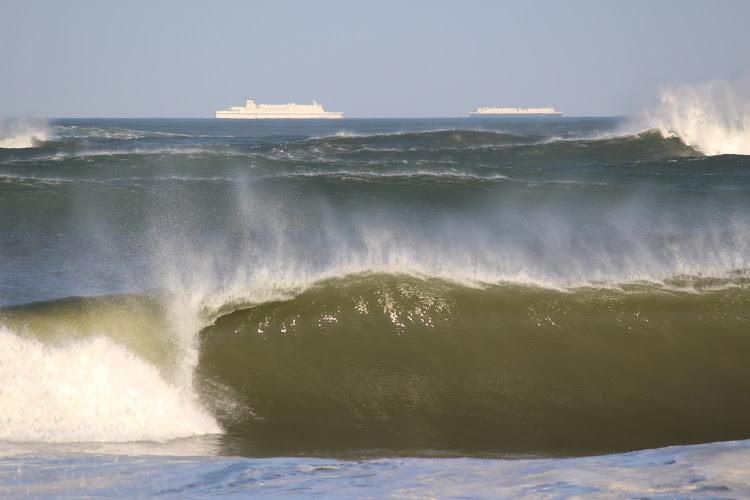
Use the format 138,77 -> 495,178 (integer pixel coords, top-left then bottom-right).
216,99 -> 343,119
469,106 -> 563,117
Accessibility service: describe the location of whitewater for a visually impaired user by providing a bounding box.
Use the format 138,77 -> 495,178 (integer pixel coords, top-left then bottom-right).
1,82 -> 750,498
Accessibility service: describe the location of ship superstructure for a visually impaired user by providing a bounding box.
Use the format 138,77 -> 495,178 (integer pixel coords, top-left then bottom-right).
216,99 -> 343,119
469,106 -> 563,117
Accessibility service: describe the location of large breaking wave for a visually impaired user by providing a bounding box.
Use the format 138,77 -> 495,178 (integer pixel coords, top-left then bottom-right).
2,115 -> 750,457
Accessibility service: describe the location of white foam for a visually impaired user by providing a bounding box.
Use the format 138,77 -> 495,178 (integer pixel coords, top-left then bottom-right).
640,70 -> 750,155
0,327 -> 220,443
2,440 -> 749,498
0,118 -> 50,149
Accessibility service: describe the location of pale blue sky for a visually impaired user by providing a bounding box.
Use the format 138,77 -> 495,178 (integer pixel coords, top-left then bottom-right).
2,0 -> 749,118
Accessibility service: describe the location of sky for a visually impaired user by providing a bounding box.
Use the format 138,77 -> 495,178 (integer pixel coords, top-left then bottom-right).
1,0 -> 749,118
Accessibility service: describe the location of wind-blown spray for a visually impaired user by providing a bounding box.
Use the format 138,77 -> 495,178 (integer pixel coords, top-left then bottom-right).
0,117 -> 50,149
642,70 -> 750,155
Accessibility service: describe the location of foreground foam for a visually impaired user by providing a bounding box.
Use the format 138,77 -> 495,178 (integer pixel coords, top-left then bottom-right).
3,440 -> 750,498
0,327 -> 220,443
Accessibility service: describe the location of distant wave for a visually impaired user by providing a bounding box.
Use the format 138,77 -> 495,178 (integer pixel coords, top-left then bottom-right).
267,128 -> 699,166
0,118 -> 50,149
55,125 -> 194,141
288,129 -> 537,153
2,122 -> 701,163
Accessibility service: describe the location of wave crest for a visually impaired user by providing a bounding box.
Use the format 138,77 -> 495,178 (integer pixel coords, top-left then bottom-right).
0,118 -> 50,149
642,71 -> 750,155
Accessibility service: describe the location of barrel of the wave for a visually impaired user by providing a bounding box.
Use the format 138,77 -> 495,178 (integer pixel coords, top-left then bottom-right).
195,274 -> 750,457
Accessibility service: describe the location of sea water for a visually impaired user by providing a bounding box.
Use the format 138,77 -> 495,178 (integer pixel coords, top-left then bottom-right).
2,81 -> 750,498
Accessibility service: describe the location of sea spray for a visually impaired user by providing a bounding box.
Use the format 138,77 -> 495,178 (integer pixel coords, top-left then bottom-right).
0,117 -> 50,149
640,70 -> 750,155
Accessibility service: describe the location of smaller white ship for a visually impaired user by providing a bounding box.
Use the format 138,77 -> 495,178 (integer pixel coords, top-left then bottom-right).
216,99 -> 343,119
469,106 -> 563,117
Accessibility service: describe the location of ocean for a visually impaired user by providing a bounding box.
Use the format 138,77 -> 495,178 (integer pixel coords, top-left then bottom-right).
2,101 -> 750,497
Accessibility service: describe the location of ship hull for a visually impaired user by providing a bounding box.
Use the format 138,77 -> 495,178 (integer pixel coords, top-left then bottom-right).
216,99 -> 343,119
469,106 -> 563,117
215,112 -> 343,119
469,113 -> 563,118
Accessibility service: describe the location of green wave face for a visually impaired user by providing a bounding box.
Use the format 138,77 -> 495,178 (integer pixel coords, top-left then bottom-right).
196,274 -> 750,457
